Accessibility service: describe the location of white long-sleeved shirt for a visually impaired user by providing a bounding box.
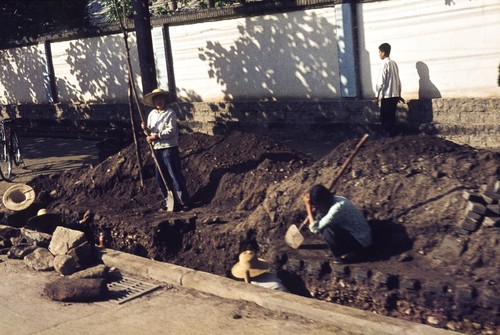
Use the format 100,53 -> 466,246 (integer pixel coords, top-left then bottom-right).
376,57 -> 401,99
146,107 -> 179,149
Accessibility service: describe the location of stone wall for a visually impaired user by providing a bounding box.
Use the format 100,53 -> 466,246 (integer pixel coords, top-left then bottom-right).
176,98 -> 500,149
3,98 -> 498,149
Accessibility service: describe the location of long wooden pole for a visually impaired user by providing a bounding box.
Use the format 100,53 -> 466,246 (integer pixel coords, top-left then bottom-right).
113,0 -> 174,211
298,134 -> 369,229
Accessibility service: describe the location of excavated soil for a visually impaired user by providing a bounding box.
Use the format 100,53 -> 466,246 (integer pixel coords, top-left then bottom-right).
26,131 -> 500,334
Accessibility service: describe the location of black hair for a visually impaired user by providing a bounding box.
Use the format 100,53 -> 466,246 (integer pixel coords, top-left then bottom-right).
309,184 -> 333,209
379,43 -> 391,56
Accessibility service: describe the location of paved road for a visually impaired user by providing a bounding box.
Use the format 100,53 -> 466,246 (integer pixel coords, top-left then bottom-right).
0,136 -> 99,207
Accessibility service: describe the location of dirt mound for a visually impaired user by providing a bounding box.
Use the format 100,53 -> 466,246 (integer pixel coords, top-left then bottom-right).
27,131 -> 499,334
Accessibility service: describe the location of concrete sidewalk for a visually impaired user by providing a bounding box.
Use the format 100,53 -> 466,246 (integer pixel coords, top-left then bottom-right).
99,248 -> 463,335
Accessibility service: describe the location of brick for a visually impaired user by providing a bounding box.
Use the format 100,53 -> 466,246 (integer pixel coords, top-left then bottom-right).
486,180 -> 500,194
486,204 -> 500,215
466,201 -> 487,215
483,216 -> 500,227
465,209 -> 483,221
461,218 -> 480,232
462,190 -> 484,203
482,190 -> 500,204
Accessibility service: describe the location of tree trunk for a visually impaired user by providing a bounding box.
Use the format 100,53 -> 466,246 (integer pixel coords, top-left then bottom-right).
132,0 -> 157,94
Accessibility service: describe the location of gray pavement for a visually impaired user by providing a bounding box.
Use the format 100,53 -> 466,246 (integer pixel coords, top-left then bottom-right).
0,136 -> 464,335
0,136 -> 99,202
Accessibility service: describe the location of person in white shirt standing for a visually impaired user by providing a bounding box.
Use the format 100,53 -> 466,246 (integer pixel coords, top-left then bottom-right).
142,88 -> 191,212
375,43 -> 403,137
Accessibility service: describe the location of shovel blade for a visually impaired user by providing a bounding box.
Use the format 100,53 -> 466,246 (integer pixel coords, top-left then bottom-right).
285,224 -> 304,249
165,190 -> 175,212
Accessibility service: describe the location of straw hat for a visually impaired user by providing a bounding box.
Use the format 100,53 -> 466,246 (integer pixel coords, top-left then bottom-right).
26,208 -> 62,234
2,184 -> 35,211
143,88 -> 177,107
231,250 -> 270,279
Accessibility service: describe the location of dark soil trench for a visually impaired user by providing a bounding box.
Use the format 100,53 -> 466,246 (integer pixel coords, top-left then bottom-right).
18,131 -> 500,334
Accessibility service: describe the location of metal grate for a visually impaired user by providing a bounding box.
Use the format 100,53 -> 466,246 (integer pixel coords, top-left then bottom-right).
103,271 -> 161,305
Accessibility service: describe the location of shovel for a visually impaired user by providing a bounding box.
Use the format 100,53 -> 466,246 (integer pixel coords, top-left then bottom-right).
113,1 -> 175,212
285,134 -> 369,249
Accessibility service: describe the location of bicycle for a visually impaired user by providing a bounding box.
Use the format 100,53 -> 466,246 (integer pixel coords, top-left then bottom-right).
0,118 -> 23,181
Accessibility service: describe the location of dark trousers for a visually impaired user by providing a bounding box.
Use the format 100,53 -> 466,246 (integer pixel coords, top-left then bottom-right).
321,225 -> 365,258
155,147 -> 190,206
380,97 -> 399,136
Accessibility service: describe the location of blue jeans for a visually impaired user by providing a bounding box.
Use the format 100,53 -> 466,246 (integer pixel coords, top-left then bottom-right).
154,147 -> 190,207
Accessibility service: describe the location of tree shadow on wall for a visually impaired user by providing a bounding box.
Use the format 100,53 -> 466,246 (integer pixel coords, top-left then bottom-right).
197,11 -> 345,107
404,61 -> 441,134
0,46 -> 48,114
59,35 -> 138,106
1,34 -> 139,124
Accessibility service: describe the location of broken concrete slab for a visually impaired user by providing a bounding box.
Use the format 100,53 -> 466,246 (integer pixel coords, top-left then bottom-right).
466,202 -> 487,215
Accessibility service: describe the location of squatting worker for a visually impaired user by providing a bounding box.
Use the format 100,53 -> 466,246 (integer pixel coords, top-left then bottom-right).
141,88 -> 190,212
303,184 -> 372,264
375,42 -> 403,137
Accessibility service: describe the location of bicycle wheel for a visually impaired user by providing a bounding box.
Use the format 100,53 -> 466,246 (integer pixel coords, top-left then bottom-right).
11,131 -> 22,166
0,126 -> 12,181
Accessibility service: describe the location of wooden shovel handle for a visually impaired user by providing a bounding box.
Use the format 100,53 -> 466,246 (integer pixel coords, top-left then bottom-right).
327,133 -> 369,191
299,134 -> 369,230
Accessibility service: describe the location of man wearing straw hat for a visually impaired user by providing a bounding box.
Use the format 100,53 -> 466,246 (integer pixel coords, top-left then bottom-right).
231,250 -> 288,292
142,88 -> 190,212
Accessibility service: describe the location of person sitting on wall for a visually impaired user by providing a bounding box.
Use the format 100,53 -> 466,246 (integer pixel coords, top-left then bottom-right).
231,250 -> 288,292
303,184 -> 372,264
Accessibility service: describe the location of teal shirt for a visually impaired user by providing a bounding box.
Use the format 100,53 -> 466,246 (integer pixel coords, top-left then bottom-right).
309,196 -> 372,247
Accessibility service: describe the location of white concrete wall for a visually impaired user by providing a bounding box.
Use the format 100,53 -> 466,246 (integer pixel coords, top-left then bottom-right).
51,33 -> 141,104
0,45 -> 49,104
359,0 -> 500,99
1,1 -> 498,105
170,8 -> 342,102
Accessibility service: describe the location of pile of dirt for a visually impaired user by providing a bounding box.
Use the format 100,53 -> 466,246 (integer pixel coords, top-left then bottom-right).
27,131 -> 499,334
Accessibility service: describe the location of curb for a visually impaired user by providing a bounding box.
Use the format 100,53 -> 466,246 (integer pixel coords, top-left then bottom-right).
98,248 -> 463,335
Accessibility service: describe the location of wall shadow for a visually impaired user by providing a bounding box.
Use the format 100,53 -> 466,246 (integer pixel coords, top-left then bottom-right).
405,61 -> 441,133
